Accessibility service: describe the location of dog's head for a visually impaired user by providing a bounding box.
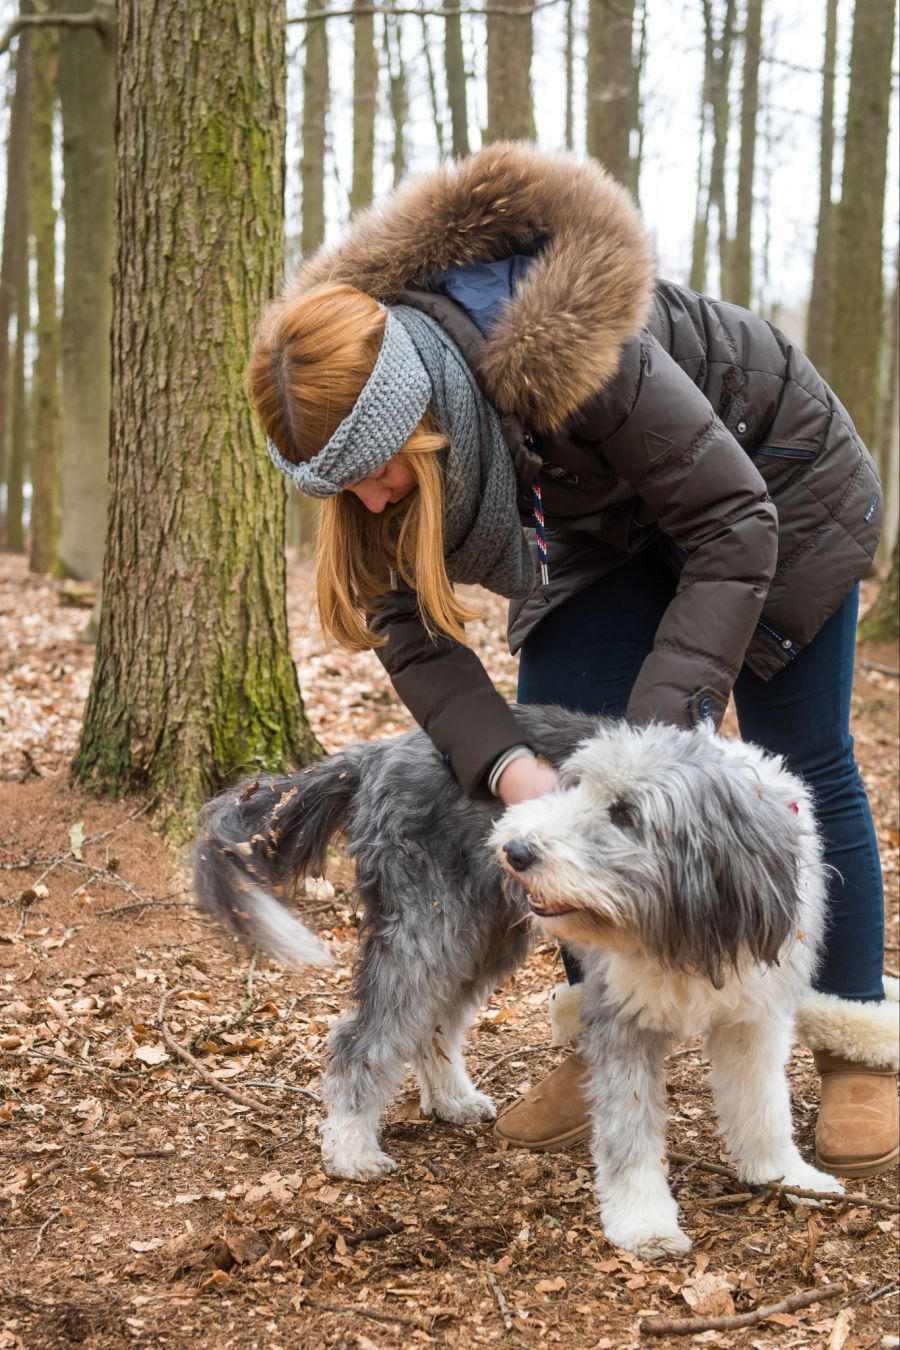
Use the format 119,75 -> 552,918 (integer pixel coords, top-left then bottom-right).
492,723 -> 820,987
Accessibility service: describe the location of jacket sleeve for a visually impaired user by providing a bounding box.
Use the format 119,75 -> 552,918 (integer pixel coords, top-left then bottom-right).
369,587 -> 527,796
585,332 -> 779,729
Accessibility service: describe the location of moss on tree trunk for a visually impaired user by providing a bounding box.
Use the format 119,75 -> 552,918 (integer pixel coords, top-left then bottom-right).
859,537 -> 899,644
74,0 -> 320,827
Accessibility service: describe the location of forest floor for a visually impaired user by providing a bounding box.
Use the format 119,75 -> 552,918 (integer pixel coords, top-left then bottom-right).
0,549 -> 898,1350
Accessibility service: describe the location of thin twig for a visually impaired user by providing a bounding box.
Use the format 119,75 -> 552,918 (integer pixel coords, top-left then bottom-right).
288,0 -> 563,20
189,951 -> 258,1052
667,1149 -> 899,1212
861,659 -> 900,679
97,897 -> 189,918
486,1268 -> 514,1332
0,7 -> 114,58
242,1080 -> 322,1102
667,1150 -> 734,1179
301,1298 -> 424,1328
345,1222 -> 405,1247
640,1281 -> 846,1335
682,1191 -> 755,1209
82,795 -> 159,848
474,1045 -> 556,1088
156,989 -> 273,1115
34,1209 -> 60,1255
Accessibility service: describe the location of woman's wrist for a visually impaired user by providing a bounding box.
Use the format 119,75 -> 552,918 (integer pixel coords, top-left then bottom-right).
495,754 -> 560,807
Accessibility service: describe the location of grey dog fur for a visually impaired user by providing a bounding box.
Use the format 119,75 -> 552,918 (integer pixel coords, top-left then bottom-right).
193,706 -> 834,1255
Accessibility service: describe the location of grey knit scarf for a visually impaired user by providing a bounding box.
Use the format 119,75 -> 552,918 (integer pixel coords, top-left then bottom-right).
267,305 -> 536,601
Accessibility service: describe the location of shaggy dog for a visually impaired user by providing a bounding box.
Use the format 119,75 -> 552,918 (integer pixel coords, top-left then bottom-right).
193,708 -> 842,1259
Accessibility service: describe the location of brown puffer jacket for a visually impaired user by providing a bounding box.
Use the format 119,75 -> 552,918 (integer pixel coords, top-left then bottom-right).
288,143 -> 882,796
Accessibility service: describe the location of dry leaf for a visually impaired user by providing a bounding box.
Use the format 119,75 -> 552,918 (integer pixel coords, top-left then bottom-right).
134,1043 -> 168,1066
535,1276 -> 566,1294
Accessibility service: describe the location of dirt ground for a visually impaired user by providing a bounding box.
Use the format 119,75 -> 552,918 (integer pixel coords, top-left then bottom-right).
1,551 -> 898,1350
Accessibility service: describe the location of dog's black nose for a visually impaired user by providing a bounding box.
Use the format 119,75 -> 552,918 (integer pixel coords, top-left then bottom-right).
503,837 -> 540,872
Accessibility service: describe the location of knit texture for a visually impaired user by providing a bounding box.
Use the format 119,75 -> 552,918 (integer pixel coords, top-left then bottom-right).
266,309 -> 431,497
392,306 -> 535,599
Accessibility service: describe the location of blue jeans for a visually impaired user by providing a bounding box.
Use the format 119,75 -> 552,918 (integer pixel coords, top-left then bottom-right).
517,546 -> 885,1002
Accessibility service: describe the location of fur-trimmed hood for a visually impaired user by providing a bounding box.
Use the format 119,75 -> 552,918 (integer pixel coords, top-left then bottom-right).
287,142 -> 654,433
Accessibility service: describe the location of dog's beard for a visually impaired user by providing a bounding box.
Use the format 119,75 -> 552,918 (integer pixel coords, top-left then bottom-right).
504,865 -> 635,951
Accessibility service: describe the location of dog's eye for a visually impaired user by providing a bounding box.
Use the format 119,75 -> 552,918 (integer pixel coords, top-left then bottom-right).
609,800 -> 637,829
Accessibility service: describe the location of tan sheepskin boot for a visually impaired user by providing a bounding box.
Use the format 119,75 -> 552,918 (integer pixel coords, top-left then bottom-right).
493,983 -> 592,1151
795,977 -> 900,1179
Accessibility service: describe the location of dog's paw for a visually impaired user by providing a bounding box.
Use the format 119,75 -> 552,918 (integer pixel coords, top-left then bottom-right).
603,1223 -> 693,1262
427,1090 -> 497,1125
322,1143 -> 398,1181
737,1156 -> 843,1196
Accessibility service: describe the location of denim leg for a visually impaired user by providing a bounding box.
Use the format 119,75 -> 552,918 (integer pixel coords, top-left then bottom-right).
517,549 -> 677,986
733,587 -> 885,1003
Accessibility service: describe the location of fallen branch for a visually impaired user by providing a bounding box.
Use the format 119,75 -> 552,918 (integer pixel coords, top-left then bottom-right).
682,1192 -> 754,1209
34,1209 -> 60,1255
156,989 -> 273,1115
301,1298 -> 423,1328
242,1079 -> 322,1102
97,896 -> 189,918
486,1268 -> 514,1332
345,1222 -> 405,1247
667,1150 -> 899,1211
474,1045 -> 555,1088
861,659 -> 900,679
640,1281 -> 845,1335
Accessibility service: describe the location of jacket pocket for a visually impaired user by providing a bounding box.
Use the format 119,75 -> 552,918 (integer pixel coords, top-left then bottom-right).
754,445 -> 815,461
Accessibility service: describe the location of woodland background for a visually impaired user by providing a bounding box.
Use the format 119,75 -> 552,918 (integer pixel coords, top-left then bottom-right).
0,0 -> 898,1346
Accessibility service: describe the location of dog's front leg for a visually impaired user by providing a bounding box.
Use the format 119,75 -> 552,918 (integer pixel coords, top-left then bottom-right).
707,1018 -> 843,1194
582,1014 -> 691,1260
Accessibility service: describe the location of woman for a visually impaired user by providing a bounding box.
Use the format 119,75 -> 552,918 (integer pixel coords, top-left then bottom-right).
250,142 -> 897,1179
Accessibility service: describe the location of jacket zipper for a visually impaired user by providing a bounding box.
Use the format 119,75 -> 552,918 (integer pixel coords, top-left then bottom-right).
755,445 -> 815,461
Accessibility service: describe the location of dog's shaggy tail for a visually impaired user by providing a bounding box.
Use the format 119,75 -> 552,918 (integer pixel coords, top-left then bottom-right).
192,750 -> 365,969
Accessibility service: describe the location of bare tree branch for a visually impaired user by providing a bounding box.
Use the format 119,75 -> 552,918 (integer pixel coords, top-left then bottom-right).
0,8 -> 115,59
288,0 -> 564,19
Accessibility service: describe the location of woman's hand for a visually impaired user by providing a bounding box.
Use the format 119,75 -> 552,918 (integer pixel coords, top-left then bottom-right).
497,755 -> 559,806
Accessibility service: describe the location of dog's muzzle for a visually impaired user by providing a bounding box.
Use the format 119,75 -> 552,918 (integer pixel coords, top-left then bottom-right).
503,837 -> 540,872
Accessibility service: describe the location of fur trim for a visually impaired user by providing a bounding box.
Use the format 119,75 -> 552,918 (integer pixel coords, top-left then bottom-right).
549,981 -> 583,1046
796,982 -> 900,1071
287,142 -> 654,433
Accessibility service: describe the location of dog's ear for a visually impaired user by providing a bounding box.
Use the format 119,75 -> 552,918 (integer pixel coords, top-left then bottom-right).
664,774 -> 804,987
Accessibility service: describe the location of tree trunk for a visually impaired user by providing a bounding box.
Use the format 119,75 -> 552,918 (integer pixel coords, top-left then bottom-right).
28,20 -> 61,574
805,0 -> 838,379
350,0 -> 377,213
689,0 -> 735,295
419,15 -> 445,158
7,227 -> 29,553
57,0 -> 115,581
384,9 -> 407,186
586,0 -> 637,191
874,253 -> 899,572
858,534 -> 899,643
564,0 -> 574,152
727,0 -> 762,307
0,23 -> 31,547
300,0 -> 328,255
444,0 -> 468,157
486,0 -> 532,142
74,0 -> 319,822
831,0 -> 896,453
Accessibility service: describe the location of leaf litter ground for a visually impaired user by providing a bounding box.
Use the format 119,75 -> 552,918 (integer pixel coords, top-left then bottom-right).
0,551 -> 898,1350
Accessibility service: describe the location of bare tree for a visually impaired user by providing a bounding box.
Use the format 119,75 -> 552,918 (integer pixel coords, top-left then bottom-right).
350,0 -> 377,212
486,0 -> 533,141
727,0 -> 762,307
690,0 -> 736,294
805,0 -> 838,380
586,0 -> 637,191
831,0 -> 896,453
75,0 -> 318,820
444,0 -> 469,156
0,20 -> 31,546
28,19 -> 60,574
300,0 -> 328,254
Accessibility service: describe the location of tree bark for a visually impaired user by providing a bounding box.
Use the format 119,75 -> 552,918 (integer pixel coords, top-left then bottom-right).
727,0 -> 762,307
74,0 -> 318,821
689,0 -> 735,294
350,0 -> 377,213
564,0 -> 574,151
486,0 -> 532,142
57,0 -> 115,581
858,534 -> 899,643
384,7 -> 407,185
7,216 -> 29,554
0,22 -> 31,547
831,0 -> 896,453
444,0 -> 468,157
874,253 -> 899,571
300,0 -> 328,254
586,0 -> 637,191
709,0 -> 735,292
28,19 -> 61,574
805,0 -> 838,380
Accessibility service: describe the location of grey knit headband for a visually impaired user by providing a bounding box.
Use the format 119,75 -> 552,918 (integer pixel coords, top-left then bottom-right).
266,308 -> 433,498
